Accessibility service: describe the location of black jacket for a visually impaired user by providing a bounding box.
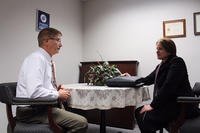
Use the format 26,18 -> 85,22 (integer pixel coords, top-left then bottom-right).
138,55 -> 194,110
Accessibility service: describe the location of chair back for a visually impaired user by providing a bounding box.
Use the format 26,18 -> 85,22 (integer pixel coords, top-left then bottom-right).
0,82 -> 17,104
0,82 -> 62,133
193,82 -> 200,96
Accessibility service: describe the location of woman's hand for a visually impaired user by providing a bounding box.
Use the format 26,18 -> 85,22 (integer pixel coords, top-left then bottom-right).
121,72 -> 131,77
140,104 -> 153,114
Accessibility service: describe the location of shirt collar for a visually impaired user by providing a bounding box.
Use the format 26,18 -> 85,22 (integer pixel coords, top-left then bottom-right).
38,48 -> 52,62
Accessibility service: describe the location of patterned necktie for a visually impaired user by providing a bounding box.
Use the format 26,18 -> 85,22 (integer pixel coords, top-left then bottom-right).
51,60 -> 62,108
51,60 -> 58,89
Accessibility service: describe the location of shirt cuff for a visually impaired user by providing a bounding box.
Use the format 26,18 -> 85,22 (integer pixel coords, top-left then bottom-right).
52,90 -> 59,99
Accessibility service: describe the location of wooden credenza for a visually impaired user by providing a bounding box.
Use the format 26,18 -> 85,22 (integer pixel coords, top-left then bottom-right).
67,60 -> 139,129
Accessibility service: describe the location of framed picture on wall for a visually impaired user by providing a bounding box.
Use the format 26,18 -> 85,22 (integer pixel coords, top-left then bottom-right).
36,10 -> 50,31
163,19 -> 186,38
194,12 -> 200,35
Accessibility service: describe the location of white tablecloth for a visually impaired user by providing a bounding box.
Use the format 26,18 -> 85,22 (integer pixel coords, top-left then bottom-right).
63,83 -> 150,110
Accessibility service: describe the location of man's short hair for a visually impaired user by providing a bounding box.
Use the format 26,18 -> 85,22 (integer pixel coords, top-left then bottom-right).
38,28 -> 62,47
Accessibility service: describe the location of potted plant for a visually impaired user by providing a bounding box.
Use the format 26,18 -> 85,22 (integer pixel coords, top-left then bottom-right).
84,61 -> 121,86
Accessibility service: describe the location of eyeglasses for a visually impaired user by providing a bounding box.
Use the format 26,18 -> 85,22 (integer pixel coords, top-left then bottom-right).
48,37 -> 61,42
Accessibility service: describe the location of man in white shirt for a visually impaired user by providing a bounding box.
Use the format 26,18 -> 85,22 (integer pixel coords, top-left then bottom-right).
16,27 -> 88,133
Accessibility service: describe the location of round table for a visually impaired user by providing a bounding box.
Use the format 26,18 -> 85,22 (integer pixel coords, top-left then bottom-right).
63,83 -> 150,133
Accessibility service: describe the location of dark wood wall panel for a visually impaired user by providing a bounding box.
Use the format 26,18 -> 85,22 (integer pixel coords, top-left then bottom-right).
79,61 -> 139,83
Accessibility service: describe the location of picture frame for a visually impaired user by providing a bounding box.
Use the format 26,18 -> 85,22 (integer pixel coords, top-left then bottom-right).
36,10 -> 50,31
194,12 -> 200,35
163,19 -> 186,38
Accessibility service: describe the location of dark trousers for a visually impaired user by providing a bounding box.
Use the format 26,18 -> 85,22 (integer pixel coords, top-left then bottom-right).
135,105 -> 178,133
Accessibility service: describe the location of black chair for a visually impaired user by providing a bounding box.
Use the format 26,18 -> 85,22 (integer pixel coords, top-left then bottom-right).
177,82 -> 200,133
160,82 -> 200,133
0,82 -> 63,133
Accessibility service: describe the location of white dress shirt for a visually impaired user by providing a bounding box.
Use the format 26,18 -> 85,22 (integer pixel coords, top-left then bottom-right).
16,48 -> 59,99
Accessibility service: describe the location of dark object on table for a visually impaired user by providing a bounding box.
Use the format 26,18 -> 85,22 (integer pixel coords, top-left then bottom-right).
106,76 -> 144,87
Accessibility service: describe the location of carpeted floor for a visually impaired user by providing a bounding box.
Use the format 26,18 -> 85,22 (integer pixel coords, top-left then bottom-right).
87,123 -> 168,133
87,123 -> 139,133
